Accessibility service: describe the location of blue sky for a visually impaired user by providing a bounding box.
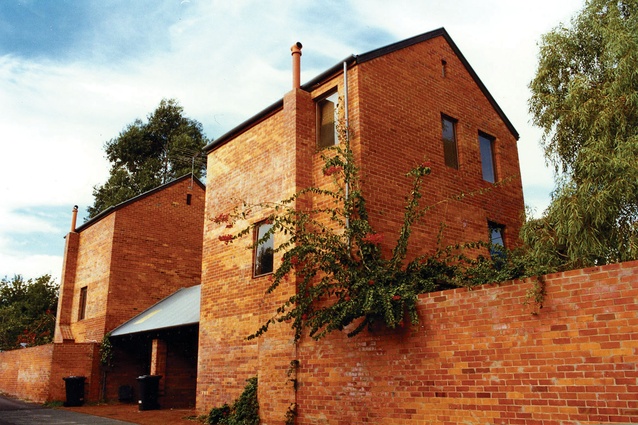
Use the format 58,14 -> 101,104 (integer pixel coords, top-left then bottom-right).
0,0 -> 585,283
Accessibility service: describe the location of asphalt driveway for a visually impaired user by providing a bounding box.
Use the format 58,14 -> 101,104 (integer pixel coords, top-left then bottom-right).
0,395 -> 134,425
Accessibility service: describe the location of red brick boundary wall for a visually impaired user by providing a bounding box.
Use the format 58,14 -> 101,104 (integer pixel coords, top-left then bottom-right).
290,261 -> 638,424
0,342 -> 99,403
49,342 -> 100,402
0,344 -> 53,402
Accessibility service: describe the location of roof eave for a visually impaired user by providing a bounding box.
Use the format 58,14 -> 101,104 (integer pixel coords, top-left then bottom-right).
74,174 -> 205,233
357,27 -> 519,140
441,32 -> 519,140
204,27 -> 519,153
203,99 -> 284,153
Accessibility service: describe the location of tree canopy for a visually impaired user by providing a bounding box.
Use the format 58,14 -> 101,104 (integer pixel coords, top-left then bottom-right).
524,0 -> 638,268
0,274 -> 58,350
88,98 -> 209,218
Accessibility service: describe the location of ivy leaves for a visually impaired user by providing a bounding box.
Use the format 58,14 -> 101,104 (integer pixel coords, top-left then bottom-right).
216,135 -> 530,342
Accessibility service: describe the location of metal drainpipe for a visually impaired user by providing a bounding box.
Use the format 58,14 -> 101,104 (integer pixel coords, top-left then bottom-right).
343,61 -> 350,230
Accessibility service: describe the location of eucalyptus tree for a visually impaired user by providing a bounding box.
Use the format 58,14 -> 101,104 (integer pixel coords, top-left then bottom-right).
524,0 -> 638,268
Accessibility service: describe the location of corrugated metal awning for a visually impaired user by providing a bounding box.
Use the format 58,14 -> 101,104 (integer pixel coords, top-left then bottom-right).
110,285 -> 200,336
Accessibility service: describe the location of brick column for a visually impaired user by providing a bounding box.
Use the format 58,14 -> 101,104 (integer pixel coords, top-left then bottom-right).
151,338 -> 167,394
54,231 -> 80,343
256,87 -> 314,424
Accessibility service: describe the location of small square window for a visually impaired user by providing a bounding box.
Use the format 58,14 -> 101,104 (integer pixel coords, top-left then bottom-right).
317,91 -> 339,149
479,132 -> 496,183
442,115 -> 458,169
78,286 -> 88,321
253,222 -> 274,277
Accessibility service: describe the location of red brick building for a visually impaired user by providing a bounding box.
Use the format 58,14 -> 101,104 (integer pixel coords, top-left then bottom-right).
52,174 -> 205,404
198,27 -> 525,419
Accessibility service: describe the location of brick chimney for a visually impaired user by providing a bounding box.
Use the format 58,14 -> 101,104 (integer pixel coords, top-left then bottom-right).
291,42 -> 302,89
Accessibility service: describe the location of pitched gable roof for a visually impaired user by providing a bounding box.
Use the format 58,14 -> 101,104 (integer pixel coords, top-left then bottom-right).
205,27 -> 518,154
75,174 -> 205,233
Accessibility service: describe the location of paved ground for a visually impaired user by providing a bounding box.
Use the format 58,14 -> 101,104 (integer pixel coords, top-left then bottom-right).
0,395 -> 134,425
0,395 -> 201,425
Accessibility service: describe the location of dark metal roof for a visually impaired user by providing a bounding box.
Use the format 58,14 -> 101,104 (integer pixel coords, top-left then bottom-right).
75,174 -> 205,233
203,99 -> 284,153
204,27 -> 518,154
110,284 -> 200,336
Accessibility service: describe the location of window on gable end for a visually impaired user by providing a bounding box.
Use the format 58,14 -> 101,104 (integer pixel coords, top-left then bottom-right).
479,132 -> 496,183
441,115 -> 458,169
78,286 -> 88,321
253,221 -> 274,277
317,90 -> 339,149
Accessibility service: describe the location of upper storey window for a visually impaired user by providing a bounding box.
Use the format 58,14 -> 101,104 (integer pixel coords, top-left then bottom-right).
317,91 -> 339,149
479,132 -> 496,183
441,115 -> 458,169
253,221 -> 274,277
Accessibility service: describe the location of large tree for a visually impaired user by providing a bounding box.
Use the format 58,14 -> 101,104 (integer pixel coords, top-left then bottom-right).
0,274 -> 58,350
523,0 -> 638,269
88,98 -> 208,218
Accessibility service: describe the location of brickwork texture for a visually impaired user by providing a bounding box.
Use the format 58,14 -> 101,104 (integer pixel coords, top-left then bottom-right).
0,342 -> 99,403
294,261 -> 638,425
198,30 -> 525,421
39,175 -> 206,404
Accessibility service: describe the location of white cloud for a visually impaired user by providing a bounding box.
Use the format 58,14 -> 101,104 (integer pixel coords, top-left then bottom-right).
0,208 -> 59,235
346,0 -> 583,206
0,252 -> 62,283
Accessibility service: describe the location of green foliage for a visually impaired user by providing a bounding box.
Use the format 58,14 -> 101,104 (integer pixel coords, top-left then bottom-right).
208,404 -> 231,424
215,119 -> 538,342
43,400 -> 64,408
284,403 -> 297,425
207,377 -> 259,425
99,333 -> 113,367
523,277 -> 547,315
0,274 -> 58,350
526,0 -> 638,268
89,98 -> 209,218
284,360 -> 299,425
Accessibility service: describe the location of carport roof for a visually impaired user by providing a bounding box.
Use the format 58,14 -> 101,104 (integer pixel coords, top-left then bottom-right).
110,284 -> 200,336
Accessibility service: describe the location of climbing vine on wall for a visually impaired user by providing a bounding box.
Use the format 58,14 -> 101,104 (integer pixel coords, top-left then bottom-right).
207,377 -> 259,425
213,121 -> 544,342
99,332 -> 113,367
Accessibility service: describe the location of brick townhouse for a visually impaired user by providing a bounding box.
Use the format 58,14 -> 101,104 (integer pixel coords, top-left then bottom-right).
53,174 -> 205,405
197,27 -> 525,419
